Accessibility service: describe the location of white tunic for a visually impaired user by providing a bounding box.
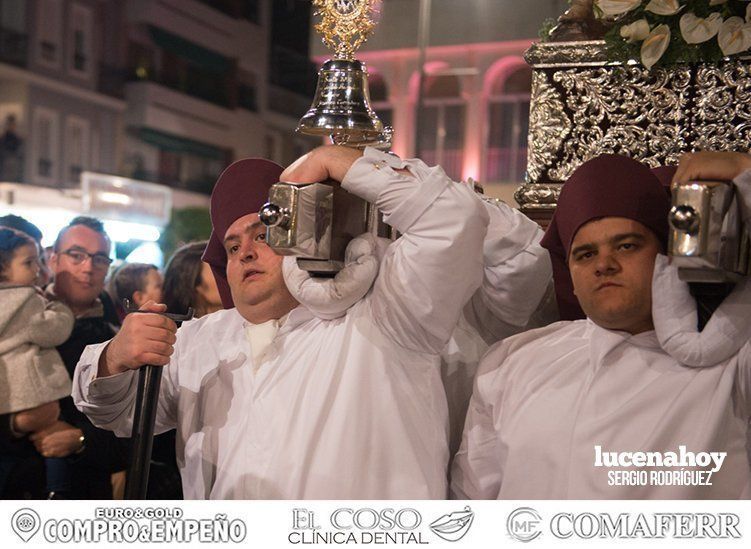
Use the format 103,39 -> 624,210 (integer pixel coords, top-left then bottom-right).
74,149 -> 490,499
451,319 -> 751,499
441,197 -> 554,456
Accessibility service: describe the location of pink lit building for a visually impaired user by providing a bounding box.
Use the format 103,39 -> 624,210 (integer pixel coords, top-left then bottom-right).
311,0 -> 568,204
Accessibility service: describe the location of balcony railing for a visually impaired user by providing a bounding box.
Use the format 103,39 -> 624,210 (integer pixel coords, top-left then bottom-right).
129,68 -> 232,109
0,28 -> 27,67
0,151 -> 24,182
100,63 -> 234,109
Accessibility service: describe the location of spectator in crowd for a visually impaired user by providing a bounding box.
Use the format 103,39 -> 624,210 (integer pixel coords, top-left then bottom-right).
0,214 -> 52,286
2,216 -> 128,498
109,263 -> 163,321
0,228 -> 73,498
107,260 -> 180,499
0,115 -> 23,182
162,241 -> 221,317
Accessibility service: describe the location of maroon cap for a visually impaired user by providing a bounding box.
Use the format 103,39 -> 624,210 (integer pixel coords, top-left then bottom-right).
651,164 -> 677,197
540,154 -> 671,320
202,158 -> 284,309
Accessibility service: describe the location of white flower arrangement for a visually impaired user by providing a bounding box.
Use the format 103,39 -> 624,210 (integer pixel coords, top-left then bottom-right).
597,0 -> 751,68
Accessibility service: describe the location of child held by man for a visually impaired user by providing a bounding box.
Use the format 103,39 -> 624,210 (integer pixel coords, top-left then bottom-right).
0,227 -> 74,497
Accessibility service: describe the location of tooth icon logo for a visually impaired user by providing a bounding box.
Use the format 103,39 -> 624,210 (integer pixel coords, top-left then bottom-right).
429,506 -> 474,542
12,508 -> 41,542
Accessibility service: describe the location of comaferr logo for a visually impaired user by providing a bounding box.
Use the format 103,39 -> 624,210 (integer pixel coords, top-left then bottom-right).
505,509 -> 741,541
506,507 -> 542,542
550,512 -> 741,539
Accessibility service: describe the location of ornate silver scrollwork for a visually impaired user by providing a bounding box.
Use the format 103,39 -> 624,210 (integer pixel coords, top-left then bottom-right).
518,41 -> 750,212
523,40 -> 609,68
693,62 -> 751,151
513,183 -> 562,210
527,71 -> 571,182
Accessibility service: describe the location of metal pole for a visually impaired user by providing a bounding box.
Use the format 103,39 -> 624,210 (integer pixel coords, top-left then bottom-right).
413,0 -> 431,157
122,304 -> 193,500
124,366 -> 162,499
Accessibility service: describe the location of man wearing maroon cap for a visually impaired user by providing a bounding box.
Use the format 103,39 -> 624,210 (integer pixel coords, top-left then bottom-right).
451,152 -> 751,499
72,144 -> 502,499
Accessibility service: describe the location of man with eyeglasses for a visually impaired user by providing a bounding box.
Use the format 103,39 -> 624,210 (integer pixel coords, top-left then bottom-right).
48,216 -> 114,317
9,216 -> 128,499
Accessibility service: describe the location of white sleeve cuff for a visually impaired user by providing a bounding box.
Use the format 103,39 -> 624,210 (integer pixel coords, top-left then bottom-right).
342,148 -> 453,233
341,147 -> 408,204
74,341 -> 137,404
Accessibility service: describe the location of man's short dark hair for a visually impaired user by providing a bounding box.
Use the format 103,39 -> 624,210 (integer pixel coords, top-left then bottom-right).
54,216 -> 110,252
0,214 -> 43,243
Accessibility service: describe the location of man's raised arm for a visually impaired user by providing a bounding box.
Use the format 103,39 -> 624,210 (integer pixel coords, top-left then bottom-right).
281,145 -> 489,354
464,196 -> 554,343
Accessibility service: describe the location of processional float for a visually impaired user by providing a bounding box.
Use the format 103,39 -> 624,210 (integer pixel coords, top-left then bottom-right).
517,2 -> 749,322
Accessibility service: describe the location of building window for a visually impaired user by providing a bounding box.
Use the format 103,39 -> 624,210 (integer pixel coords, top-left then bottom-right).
485,64 -> 532,183
36,0 -> 63,69
238,71 -> 258,112
65,115 -> 90,184
68,3 -> 93,78
142,28 -> 233,108
32,107 -> 59,184
0,0 -> 26,67
416,74 -> 464,181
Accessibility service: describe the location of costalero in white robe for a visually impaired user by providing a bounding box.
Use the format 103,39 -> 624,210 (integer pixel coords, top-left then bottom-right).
73,148 -> 493,499
451,319 -> 751,499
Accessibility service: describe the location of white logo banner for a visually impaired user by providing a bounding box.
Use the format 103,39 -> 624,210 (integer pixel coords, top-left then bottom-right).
1,500 -> 748,549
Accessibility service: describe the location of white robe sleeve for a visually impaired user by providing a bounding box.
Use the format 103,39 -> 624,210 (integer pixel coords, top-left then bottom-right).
72,339 -> 180,438
450,343 -> 508,499
463,197 -> 553,343
342,148 -> 489,354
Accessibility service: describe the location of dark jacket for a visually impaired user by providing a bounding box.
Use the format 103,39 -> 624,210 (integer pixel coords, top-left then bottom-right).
56,291 -> 129,498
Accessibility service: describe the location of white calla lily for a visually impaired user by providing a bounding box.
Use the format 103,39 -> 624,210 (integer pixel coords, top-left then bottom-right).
620,19 -> 651,42
641,24 -> 671,69
680,12 -> 722,44
718,16 -> 751,56
594,0 -> 642,18
645,0 -> 683,16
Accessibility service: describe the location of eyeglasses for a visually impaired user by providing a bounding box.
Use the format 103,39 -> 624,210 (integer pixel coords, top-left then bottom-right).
60,249 -> 113,269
